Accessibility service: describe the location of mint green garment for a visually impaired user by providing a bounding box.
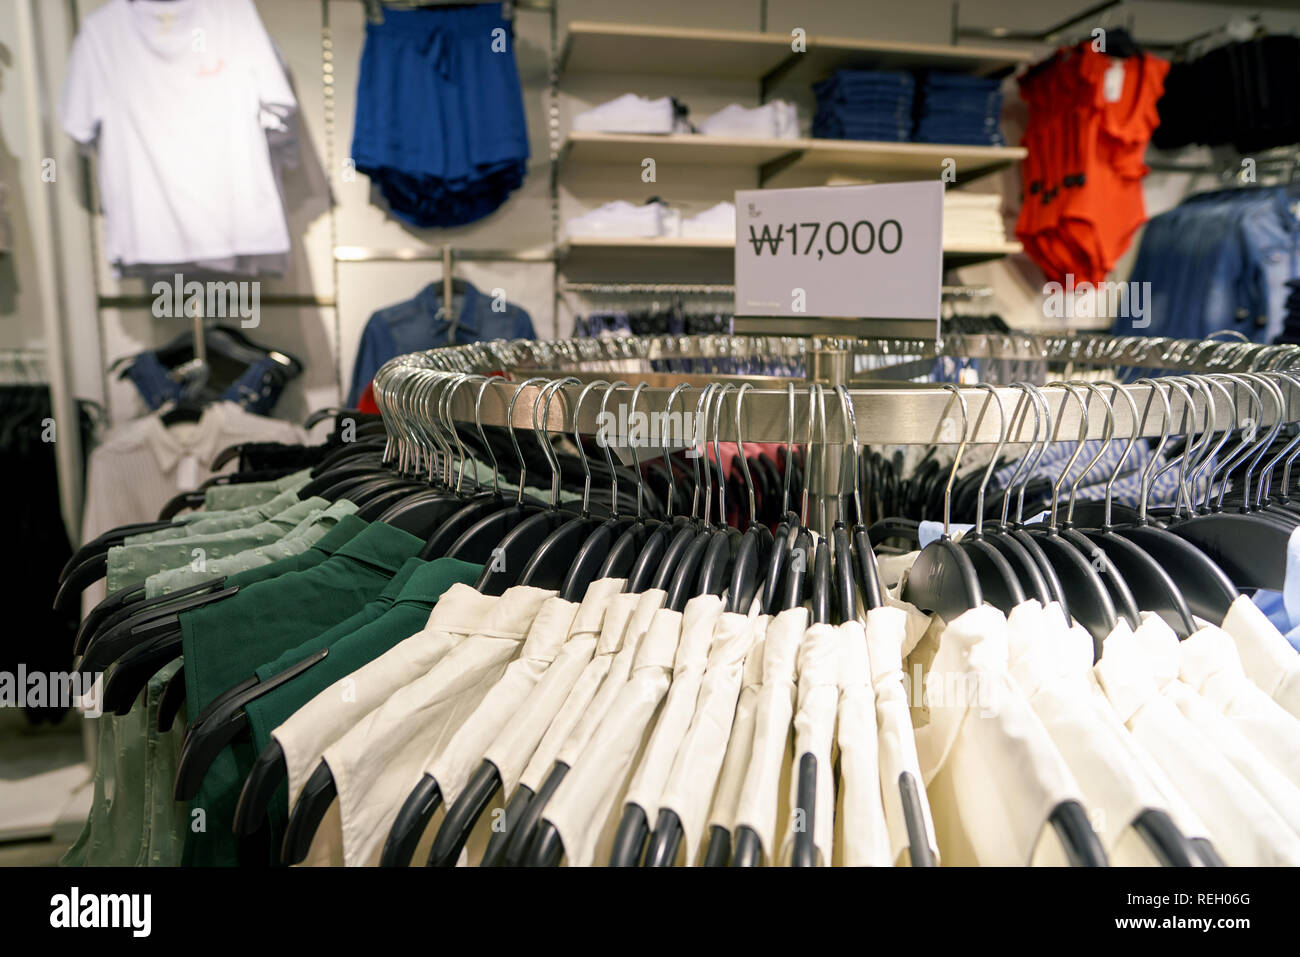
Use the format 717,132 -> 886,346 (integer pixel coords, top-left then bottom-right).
105,496 -> 330,593
126,488 -> 307,544
203,469 -> 312,511
60,518 -> 369,869
143,500 -> 358,599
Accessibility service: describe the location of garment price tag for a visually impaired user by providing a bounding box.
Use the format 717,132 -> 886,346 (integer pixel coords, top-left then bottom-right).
734,181 -> 943,322
1103,58 -> 1125,103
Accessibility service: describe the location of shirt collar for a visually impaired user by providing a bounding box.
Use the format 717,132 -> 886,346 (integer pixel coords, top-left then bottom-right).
417,280 -> 481,337
145,402 -> 234,474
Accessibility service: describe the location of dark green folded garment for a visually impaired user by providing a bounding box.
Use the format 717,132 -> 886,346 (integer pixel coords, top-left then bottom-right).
181,520 -> 423,866
243,556 -> 481,850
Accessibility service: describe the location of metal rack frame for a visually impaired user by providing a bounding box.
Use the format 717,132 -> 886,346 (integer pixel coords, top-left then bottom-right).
375,333 -> 1300,448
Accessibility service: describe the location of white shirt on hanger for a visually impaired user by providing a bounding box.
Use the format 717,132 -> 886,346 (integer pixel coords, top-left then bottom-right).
1094,616 -> 1300,866
60,0 -> 295,271
1220,595 -> 1300,721
656,607 -> 759,865
833,618 -> 892,867
542,603 -> 684,866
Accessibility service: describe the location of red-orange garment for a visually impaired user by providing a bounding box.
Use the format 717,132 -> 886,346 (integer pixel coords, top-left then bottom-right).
1061,49 -> 1169,279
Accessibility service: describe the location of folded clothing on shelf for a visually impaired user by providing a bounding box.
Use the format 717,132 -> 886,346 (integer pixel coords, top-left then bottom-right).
680,201 -> 736,239
565,200 -> 669,238
943,192 -> 1007,247
573,93 -> 692,134
697,101 -> 799,139
915,72 -> 1005,146
813,69 -> 915,142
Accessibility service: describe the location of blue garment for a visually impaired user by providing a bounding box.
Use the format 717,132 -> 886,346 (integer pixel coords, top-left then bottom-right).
347,281 -> 535,406
351,3 -> 529,228
125,351 -> 293,416
1116,186 -> 1300,342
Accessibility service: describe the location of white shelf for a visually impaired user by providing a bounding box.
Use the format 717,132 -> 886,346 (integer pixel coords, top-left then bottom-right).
560,22 -> 1031,82
560,132 -> 1025,185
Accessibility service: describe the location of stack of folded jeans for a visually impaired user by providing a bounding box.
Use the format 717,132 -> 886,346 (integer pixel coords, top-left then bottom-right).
914,71 -> 1005,146
813,69 -> 914,141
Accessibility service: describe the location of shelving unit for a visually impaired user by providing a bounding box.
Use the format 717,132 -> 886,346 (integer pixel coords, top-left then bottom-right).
556,20 -> 1030,321
559,21 -> 1031,86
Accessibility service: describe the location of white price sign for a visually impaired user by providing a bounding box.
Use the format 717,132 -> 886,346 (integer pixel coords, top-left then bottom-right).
734,181 -> 944,322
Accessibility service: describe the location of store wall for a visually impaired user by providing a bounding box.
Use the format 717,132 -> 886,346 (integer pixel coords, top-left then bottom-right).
15,0 -> 1300,430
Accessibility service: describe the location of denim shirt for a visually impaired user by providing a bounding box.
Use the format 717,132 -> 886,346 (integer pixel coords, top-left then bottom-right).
346,280 -> 535,406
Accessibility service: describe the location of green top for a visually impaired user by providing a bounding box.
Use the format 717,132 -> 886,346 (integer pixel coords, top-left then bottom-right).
106,497 -> 330,593
59,517 -> 370,869
142,500 -> 358,599
181,520 -> 424,866
202,469 -> 313,511
127,488 -> 306,544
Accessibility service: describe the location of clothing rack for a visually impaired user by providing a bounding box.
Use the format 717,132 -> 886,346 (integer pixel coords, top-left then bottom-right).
378,331 -> 1300,449
559,282 -> 736,296
0,347 -> 49,384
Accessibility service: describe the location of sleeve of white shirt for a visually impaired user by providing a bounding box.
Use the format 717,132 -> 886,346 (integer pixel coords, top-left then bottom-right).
232,0 -> 296,119
61,28 -> 105,144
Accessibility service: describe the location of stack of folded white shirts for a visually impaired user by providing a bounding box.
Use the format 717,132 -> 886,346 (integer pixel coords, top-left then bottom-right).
697,101 -> 799,139
943,192 -> 1006,247
680,202 -> 736,240
565,200 -> 669,238
572,94 -> 689,134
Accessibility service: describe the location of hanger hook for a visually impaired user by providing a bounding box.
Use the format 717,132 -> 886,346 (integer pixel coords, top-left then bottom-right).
1067,381 -> 1116,525
569,380 -> 610,519
938,383 -> 969,539
662,383 -> 691,518
1044,381 -> 1088,529
1000,384 -> 1040,528
1134,378 -> 1173,523
508,377 -> 549,505
595,381 -> 629,518
783,382 -> 796,517
473,375 -> 501,496
628,382 -> 649,520
692,385 -> 717,522
835,385 -> 863,527
1100,379 -> 1139,528
971,384 -> 1007,531
736,384 -> 758,528
712,383 -> 737,528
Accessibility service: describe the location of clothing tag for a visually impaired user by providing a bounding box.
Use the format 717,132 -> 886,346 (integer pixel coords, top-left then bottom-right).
177,453 -> 199,491
918,520 -> 973,547
1103,59 -> 1125,103
158,11 -> 176,34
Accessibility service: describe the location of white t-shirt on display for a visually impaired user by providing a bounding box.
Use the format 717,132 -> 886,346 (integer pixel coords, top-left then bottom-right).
60,0 -> 295,271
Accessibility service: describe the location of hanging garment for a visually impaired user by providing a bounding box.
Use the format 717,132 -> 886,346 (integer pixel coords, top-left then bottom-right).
912,604 -> 1085,866
411,578 -> 624,863
60,0 -> 295,272
321,585 -> 554,866
777,620 -> 839,866
621,595 -> 726,848
1177,623 -> 1300,789
865,602 -> 941,865
272,584 -> 501,811
731,606 -> 807,864
1112,185 -> 1300,342
1220,595 -> 1300,722
654,607 -> 759,865
350,3 -> 528,228
704,620 -> 767,854
1093,616 -> 1300,866
832,619 -> 892,867
1130,614 -> 1300,837
346,281 -> 535,408
1007,601 -> 1188,865
489,589 -> 645,801
541,604 -> 684,866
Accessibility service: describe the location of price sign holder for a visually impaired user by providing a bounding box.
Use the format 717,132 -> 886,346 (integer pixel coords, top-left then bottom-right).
733,181 -> 943,340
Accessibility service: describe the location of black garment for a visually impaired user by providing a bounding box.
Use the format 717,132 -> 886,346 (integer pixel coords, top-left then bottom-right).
0,386 -> 94,724
1155,35 -> 1300,154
